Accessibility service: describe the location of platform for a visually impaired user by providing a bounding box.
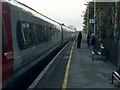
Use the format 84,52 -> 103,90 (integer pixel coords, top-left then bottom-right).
66,41 -> 116,88
33,41 -> 117,89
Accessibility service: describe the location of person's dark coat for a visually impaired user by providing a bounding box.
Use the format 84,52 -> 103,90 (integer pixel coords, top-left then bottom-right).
90,35 -> 96,46
77,32 -> 82,48
87,34 -> 90,46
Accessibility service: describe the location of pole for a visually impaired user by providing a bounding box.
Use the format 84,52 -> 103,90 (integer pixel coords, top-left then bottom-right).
118,40 -> 120,71
114,1 -> 118,42
94,0 -> 96,35
115,1 -> 120,71
87,2 -> 89,34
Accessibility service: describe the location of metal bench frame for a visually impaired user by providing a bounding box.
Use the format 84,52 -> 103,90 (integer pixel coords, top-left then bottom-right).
91,43 -> 105,61
112,70 -> 120,84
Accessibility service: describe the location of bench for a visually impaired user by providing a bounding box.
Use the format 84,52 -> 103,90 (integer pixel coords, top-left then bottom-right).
112,70 -> 120,84
91,43 -> 106,61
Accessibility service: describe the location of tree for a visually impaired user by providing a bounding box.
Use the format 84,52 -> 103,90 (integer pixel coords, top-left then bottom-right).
67,25 -> 77,30
83,2 -> 120,41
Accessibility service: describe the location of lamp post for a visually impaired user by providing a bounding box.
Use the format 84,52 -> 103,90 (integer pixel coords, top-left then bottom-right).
87,3 -> 89,34
115,0 -> 120,71
94,0 -> 96,35
114,0 -> 118,42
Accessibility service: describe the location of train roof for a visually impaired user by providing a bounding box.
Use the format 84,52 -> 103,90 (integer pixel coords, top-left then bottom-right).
2,0 -> 61,27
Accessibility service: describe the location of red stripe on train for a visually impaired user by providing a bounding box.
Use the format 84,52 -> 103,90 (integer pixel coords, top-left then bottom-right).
2,2 -> 13,88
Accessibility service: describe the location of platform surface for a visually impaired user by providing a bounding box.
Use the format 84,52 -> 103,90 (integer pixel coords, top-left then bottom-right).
34,41 -> 117,89
67,41 -> 116,88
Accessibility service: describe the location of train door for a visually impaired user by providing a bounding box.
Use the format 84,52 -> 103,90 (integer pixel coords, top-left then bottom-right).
2,2 -> 13,88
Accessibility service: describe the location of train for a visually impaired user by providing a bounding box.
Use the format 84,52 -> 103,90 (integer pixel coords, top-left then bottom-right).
0,0 -> 76,89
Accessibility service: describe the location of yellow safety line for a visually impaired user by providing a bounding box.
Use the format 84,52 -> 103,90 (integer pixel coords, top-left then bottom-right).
62,41 -> 75,90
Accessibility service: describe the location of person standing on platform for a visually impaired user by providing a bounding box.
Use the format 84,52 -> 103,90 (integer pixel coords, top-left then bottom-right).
87,34 -> 90,47
90,33 -> 96,52
77,31 -> 82,48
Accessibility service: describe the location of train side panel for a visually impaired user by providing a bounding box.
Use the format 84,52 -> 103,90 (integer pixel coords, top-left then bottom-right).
10,3 -> 62,72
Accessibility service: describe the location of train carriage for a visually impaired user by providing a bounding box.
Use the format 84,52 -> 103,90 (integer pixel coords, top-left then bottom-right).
1,0 -> 75,89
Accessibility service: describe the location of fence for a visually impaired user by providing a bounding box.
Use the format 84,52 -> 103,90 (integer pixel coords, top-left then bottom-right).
102,40 -> 118,66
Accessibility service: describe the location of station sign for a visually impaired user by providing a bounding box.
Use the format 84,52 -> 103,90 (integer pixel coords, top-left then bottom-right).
89,19 -> 95,24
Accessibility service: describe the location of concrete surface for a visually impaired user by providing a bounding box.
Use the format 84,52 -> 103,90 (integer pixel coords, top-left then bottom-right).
67,41 -> 117,88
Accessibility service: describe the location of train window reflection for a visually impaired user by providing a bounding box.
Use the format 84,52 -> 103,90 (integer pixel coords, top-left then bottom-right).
17,20 -> 32,50
16,20 -> 61,50
21,22 -> 32,46
31,24 -> 38,44
17,20 -> 47,50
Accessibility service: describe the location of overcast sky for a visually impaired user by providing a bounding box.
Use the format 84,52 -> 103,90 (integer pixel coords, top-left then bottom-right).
17,0 -> 87,31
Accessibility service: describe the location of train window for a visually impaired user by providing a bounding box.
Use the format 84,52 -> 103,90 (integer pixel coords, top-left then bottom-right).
21,22 -> 32,47
17,21 -> 32,50
36,25 -> 41,42
17,21 -> 25,50
2,20 -> 8,54
36,25 -> 43,43
32,24 -> 43,44
44,26 -> 48,42
31,24 -> 39,45
17,20 -> 54,49
50,27 -> 52,30
42,26 -> 45,42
